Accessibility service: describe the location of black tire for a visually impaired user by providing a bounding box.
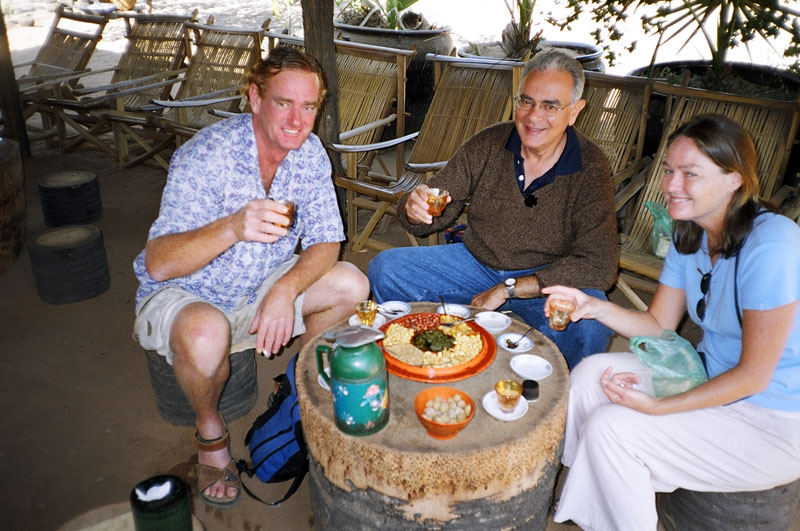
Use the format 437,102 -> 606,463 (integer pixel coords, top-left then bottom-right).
38,171 -> 102,227
657,479 -> 800,531
145,349 -> 258,427
26,225 -> 110,304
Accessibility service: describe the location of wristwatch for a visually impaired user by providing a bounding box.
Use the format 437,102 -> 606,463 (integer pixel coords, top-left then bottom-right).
504,278 -> 517,299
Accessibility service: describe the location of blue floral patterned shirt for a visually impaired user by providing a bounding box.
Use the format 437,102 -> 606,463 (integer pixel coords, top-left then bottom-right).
134,113 -> 344,313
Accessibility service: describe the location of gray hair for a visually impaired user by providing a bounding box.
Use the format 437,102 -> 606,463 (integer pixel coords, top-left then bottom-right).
519,49 -> 585,103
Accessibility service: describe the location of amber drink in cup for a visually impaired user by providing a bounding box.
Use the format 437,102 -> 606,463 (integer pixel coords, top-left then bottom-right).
273,199 -> 295,229
426,188 -> 449,217
549,299 -> 575,331
495,380 -> 522,412
355,300 -> 378,326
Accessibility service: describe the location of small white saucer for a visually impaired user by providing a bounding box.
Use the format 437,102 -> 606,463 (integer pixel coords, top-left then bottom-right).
378,301 -> 411,318
348,313 -> 387,329
482,391 -> 528,421
436,304 -> 470,319
510,354 -> 553,381
498,332 -> 534,353
474,311 -> 512,334
318,366 -> 331,392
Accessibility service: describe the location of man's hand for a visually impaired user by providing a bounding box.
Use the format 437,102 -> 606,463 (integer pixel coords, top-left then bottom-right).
249,283 -> 297,356
471,284 -> 507,311
405,184 -> 450,225
232,199 -> 292,244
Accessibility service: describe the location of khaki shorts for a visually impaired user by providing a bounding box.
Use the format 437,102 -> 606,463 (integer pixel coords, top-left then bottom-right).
133,256 -> 304,364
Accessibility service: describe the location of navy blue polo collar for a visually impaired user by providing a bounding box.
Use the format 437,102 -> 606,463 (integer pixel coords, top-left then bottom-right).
506,125 -> 582,195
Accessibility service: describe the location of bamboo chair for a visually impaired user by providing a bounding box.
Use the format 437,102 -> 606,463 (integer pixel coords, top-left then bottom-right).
577,72 -> 653,186
333,54 -> 521,252
101,18 -> 268,169
14,6 -> 109,142
614,81 -> 800,310
39,12 -> 197,158
262,32 -> 415,179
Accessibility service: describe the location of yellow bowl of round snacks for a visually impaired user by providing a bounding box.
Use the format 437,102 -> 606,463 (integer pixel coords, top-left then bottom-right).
414,386 -> 475,440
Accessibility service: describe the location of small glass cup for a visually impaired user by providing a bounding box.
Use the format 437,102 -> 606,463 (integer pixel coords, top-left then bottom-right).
548,299 -> 576,331
273,199 -> 295,229
495,379 -> 522,412
426,188 -> 449,217
355,300 -> 378,327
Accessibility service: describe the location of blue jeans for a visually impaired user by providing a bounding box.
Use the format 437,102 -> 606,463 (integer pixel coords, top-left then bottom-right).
368,243 -> 613,370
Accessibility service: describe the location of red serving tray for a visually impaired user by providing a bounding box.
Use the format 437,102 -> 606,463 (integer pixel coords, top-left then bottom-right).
378,313 -> 496,383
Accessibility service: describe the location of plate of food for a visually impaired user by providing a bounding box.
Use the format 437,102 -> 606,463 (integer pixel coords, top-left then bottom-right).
379,313 -> 496,382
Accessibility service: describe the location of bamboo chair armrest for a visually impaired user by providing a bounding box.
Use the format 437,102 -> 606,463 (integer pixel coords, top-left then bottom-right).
331,131 -> 419,153
209,109 -> 238,119
339,114 -> 397,141
151,86 -> 245,108
614,161 -> 652,212
72,68 -> 187,96
17,69 -> 92,94
405,161 -> 446,173
334,174 -> 413,203
43,76 -> 185,110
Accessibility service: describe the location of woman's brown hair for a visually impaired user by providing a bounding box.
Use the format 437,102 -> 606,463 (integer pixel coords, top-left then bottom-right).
668,114 -> 772,258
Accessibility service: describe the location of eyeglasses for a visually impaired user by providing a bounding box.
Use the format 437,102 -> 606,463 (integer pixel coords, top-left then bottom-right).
696,270 -> 711,321
514,95 -> 569,117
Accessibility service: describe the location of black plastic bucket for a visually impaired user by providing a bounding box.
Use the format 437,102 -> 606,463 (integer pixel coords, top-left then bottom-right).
129,475 -> 192,531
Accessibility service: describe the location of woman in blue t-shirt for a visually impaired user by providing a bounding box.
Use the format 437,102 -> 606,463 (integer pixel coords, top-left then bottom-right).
543,114 -> 800,531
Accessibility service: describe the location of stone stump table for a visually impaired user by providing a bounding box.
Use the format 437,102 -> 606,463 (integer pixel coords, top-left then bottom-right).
296,303 -> 569,530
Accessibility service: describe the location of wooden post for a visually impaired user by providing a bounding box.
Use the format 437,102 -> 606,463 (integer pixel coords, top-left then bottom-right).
301,0 -> 347,224
0,7 -> 31,158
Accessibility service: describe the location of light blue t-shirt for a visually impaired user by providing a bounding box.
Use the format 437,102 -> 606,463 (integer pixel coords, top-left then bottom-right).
133,113 -> 344,313
660,212 -> 800,411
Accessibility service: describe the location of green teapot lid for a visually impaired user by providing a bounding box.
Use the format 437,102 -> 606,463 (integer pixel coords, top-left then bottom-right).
323,325 -> 385,348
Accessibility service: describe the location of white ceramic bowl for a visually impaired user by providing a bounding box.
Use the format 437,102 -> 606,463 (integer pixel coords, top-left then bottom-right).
436,304 -> 470,319
377,300 -> 411,318
474,311 -> 512,334
510,354 -> 553,381
497,332 -> 534,353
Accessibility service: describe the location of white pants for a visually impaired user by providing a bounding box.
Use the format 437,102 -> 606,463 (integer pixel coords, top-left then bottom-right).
554,352 -> 800,531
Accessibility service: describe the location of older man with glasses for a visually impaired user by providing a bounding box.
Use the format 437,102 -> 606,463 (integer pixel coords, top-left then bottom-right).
368,49 -> 617,369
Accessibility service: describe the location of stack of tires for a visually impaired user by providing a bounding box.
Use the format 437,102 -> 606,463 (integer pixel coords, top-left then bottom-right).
27,172 -> 109,304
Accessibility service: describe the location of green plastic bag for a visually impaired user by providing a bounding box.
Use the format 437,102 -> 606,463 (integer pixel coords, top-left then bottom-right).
645,201 -> 673,258
629,330 -> 708,397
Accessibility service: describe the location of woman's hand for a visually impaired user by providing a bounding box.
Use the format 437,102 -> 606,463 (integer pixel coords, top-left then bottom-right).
542,285 -> 603,322
600,367 -> 661,414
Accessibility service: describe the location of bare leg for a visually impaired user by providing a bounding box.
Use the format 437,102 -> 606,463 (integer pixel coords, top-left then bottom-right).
301,261 -> 370,343
170,301 -> 237,501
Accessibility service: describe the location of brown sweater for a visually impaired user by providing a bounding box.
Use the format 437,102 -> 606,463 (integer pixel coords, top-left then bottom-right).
398,121 -> 618,291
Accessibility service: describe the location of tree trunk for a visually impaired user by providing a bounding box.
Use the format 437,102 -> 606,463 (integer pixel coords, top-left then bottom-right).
300,0 -> 346,229
0,7 -> 31,158
301,0 -> 341,176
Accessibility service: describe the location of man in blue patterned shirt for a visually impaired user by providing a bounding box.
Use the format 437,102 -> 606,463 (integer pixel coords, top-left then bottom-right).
132,48 -> 368,508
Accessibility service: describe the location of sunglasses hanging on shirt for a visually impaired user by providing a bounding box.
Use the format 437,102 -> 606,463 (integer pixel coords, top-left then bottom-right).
524,194 -> 538,207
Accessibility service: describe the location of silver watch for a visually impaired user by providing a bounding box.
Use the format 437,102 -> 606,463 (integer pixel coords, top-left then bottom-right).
505,278 -> 517,299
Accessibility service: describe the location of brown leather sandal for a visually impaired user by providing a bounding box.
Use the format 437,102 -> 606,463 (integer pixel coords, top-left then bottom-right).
195,416 -> 241,509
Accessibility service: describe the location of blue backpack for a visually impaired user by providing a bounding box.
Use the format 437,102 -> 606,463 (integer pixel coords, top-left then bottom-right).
236,353 -> 308,505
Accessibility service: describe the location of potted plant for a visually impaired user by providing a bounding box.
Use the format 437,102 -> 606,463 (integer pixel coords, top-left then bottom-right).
457,0 -> 605,71
333,0 -> 454,131
556,0 -> 800,98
